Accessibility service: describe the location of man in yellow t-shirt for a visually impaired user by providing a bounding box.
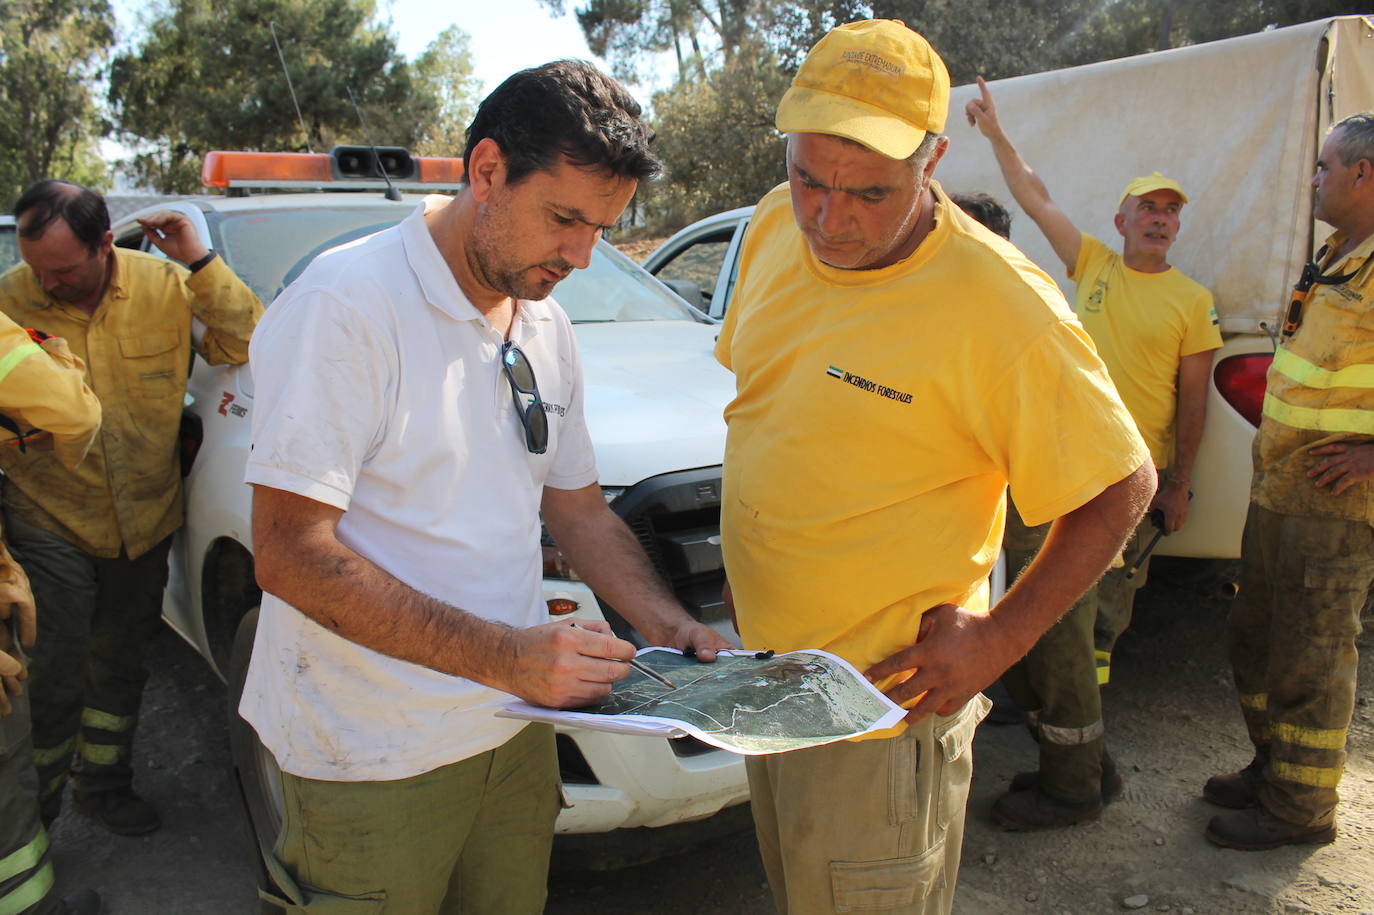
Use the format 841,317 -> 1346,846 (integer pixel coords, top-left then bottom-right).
967,77 -> 1222,829
715,21 -> 1154,914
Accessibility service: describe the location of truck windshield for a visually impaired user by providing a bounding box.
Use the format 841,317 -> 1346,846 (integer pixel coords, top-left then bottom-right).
211,205 -> 699,324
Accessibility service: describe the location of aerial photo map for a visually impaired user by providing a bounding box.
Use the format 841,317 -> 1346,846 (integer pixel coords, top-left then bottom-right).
501,648 -> 906,755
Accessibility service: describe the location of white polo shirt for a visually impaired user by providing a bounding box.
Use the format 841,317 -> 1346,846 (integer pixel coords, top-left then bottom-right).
240,198 -> 598,781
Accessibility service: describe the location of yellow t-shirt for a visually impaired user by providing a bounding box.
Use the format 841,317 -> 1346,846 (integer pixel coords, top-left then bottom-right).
1069,234 -> 1222,468
715,183 -> 1148,687
1253,229 -> 1374,523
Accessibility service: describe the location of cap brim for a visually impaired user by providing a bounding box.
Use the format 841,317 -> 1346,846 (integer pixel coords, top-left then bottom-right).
1120,182 -> 1189,206
776,86 -> 926,160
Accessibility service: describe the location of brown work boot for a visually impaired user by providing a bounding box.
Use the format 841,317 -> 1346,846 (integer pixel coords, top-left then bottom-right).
74,787 -> 161,836
1204,806 -> 1336,850
1203,757 -> 1265,809
991,786 -> 1103,830
1009,768 -> 1126,803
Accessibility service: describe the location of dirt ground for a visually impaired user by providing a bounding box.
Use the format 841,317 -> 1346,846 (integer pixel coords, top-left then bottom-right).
45,557 -> 1374,914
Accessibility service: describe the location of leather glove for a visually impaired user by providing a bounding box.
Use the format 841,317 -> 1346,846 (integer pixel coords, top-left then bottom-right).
0,542 -> 35,717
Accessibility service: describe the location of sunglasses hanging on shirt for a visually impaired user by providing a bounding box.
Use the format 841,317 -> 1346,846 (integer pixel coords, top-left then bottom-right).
500,341 -> 549,454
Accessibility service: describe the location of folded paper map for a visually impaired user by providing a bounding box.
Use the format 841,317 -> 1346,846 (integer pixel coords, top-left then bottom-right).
497,647 -> 905,755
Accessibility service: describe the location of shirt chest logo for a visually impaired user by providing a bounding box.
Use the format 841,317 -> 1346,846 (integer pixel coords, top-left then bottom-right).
1085,280 -> 1107,313
825,364 -> 913,405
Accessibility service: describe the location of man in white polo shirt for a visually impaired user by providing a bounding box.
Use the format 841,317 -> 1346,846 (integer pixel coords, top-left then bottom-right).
240,60 -> 732,913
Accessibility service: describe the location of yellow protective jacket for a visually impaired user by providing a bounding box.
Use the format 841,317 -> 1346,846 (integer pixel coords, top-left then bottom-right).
1253,229 -> 1374,523
0,248 -> 262,559
0,318 -> 101,469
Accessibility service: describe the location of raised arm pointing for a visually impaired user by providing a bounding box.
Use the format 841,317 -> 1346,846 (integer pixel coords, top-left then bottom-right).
965,76 -> 1082,271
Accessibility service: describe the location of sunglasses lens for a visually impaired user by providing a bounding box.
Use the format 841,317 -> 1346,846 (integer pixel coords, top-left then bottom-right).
526,402 -> 549,453
504,347 -> 537,392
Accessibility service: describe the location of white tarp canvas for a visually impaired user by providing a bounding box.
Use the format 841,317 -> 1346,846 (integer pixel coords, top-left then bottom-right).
936,16 -> 1374,335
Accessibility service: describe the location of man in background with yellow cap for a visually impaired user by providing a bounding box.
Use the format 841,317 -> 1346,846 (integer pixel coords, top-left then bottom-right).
966,77 -> 1222,829
714,19 -> 1154,913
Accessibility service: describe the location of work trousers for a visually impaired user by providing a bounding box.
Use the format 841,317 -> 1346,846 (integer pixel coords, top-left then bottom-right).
1000,535 -> 1108,804
745,696 -> 988,915
261,723 -> 561,914
0,689 -> 59,915
1,508 -> 171,816
1093,515 -> 1155,668
1227,501 -> 1373,828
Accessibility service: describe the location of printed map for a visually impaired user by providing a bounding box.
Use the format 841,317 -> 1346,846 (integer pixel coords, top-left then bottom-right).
500,648 -> 905,755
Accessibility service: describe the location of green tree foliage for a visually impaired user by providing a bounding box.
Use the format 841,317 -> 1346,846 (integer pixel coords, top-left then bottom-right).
0,0 -> 114,210
108,0 -> 463,193
541,0 -> 1367,231
871,0 -> 1372,83
644,44 -> 790,229
412,25 -> 482,158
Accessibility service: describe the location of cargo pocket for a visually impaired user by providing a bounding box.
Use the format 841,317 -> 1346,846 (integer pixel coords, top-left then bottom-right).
257,885 -> 386,914
258,849 -> 387,914
118,331 -> 181,398
1300,558 -> 1373,639
933,694 -> 990,831
830,843 -> 945,912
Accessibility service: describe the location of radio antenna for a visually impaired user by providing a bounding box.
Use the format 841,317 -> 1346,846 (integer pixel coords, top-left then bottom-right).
269,21 -> 313,154
346,86 -> 403,201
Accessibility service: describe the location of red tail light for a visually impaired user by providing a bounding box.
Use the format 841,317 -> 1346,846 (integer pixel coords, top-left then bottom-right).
1214,353 -> 1272,427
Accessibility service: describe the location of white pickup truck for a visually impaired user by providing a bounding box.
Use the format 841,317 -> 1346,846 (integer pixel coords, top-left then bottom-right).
111,147 -> 751,878
647,15 -> 1374,562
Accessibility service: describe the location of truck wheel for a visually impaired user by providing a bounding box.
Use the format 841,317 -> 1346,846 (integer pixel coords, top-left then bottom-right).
226,606 -> 286,899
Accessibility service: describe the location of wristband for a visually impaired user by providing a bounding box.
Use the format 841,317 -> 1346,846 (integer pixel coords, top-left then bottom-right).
187,250 -> 218,273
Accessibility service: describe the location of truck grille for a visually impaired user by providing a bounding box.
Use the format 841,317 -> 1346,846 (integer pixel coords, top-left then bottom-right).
599,467 -> 729,641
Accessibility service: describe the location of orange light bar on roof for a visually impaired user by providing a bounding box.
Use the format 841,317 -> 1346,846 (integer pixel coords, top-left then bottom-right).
202,151 -> 332,187
416,157 -> 465,184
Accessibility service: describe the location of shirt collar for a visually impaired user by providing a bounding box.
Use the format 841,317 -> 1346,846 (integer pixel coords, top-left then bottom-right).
1321,228 -> 1374,271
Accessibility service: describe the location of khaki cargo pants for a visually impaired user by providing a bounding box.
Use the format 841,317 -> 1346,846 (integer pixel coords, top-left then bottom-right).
746,695 -> 989,915
1227,501 -> 1373,828
260,723 -> 560,915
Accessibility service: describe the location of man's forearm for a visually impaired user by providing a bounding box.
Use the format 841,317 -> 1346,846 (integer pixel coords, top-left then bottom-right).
987,133 -> 1053,220
1170,355 -> 1211,483
189,259 -> 263,365
263,533 -> 516,683
994,460 -> 1155,657
543,503 -> 692,644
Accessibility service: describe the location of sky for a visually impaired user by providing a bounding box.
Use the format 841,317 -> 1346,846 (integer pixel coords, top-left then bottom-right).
111,0 -> 664,99
384,0 -> 609,93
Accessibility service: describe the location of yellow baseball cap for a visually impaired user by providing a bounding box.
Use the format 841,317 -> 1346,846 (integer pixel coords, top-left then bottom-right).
1118,172 -> 1189,207
775,19 -> 949,160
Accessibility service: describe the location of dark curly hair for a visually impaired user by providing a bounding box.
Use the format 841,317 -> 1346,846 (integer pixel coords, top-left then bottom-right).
463,59 -> 661,186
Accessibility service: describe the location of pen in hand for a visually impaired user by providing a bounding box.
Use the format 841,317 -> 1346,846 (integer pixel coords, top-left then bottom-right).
569,622 -> 678,689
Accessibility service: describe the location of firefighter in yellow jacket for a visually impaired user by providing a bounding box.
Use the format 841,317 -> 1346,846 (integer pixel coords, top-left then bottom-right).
1205,112 -> 1374,850
0,318 -> 102,914
0,180 -> 262,838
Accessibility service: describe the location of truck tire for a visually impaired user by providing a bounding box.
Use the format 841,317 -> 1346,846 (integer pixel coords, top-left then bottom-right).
226,606 -> 287,906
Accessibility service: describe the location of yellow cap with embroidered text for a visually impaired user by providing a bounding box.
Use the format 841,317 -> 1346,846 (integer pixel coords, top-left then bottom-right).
775,19 -> 949,160
1118,172 -> 1189,207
